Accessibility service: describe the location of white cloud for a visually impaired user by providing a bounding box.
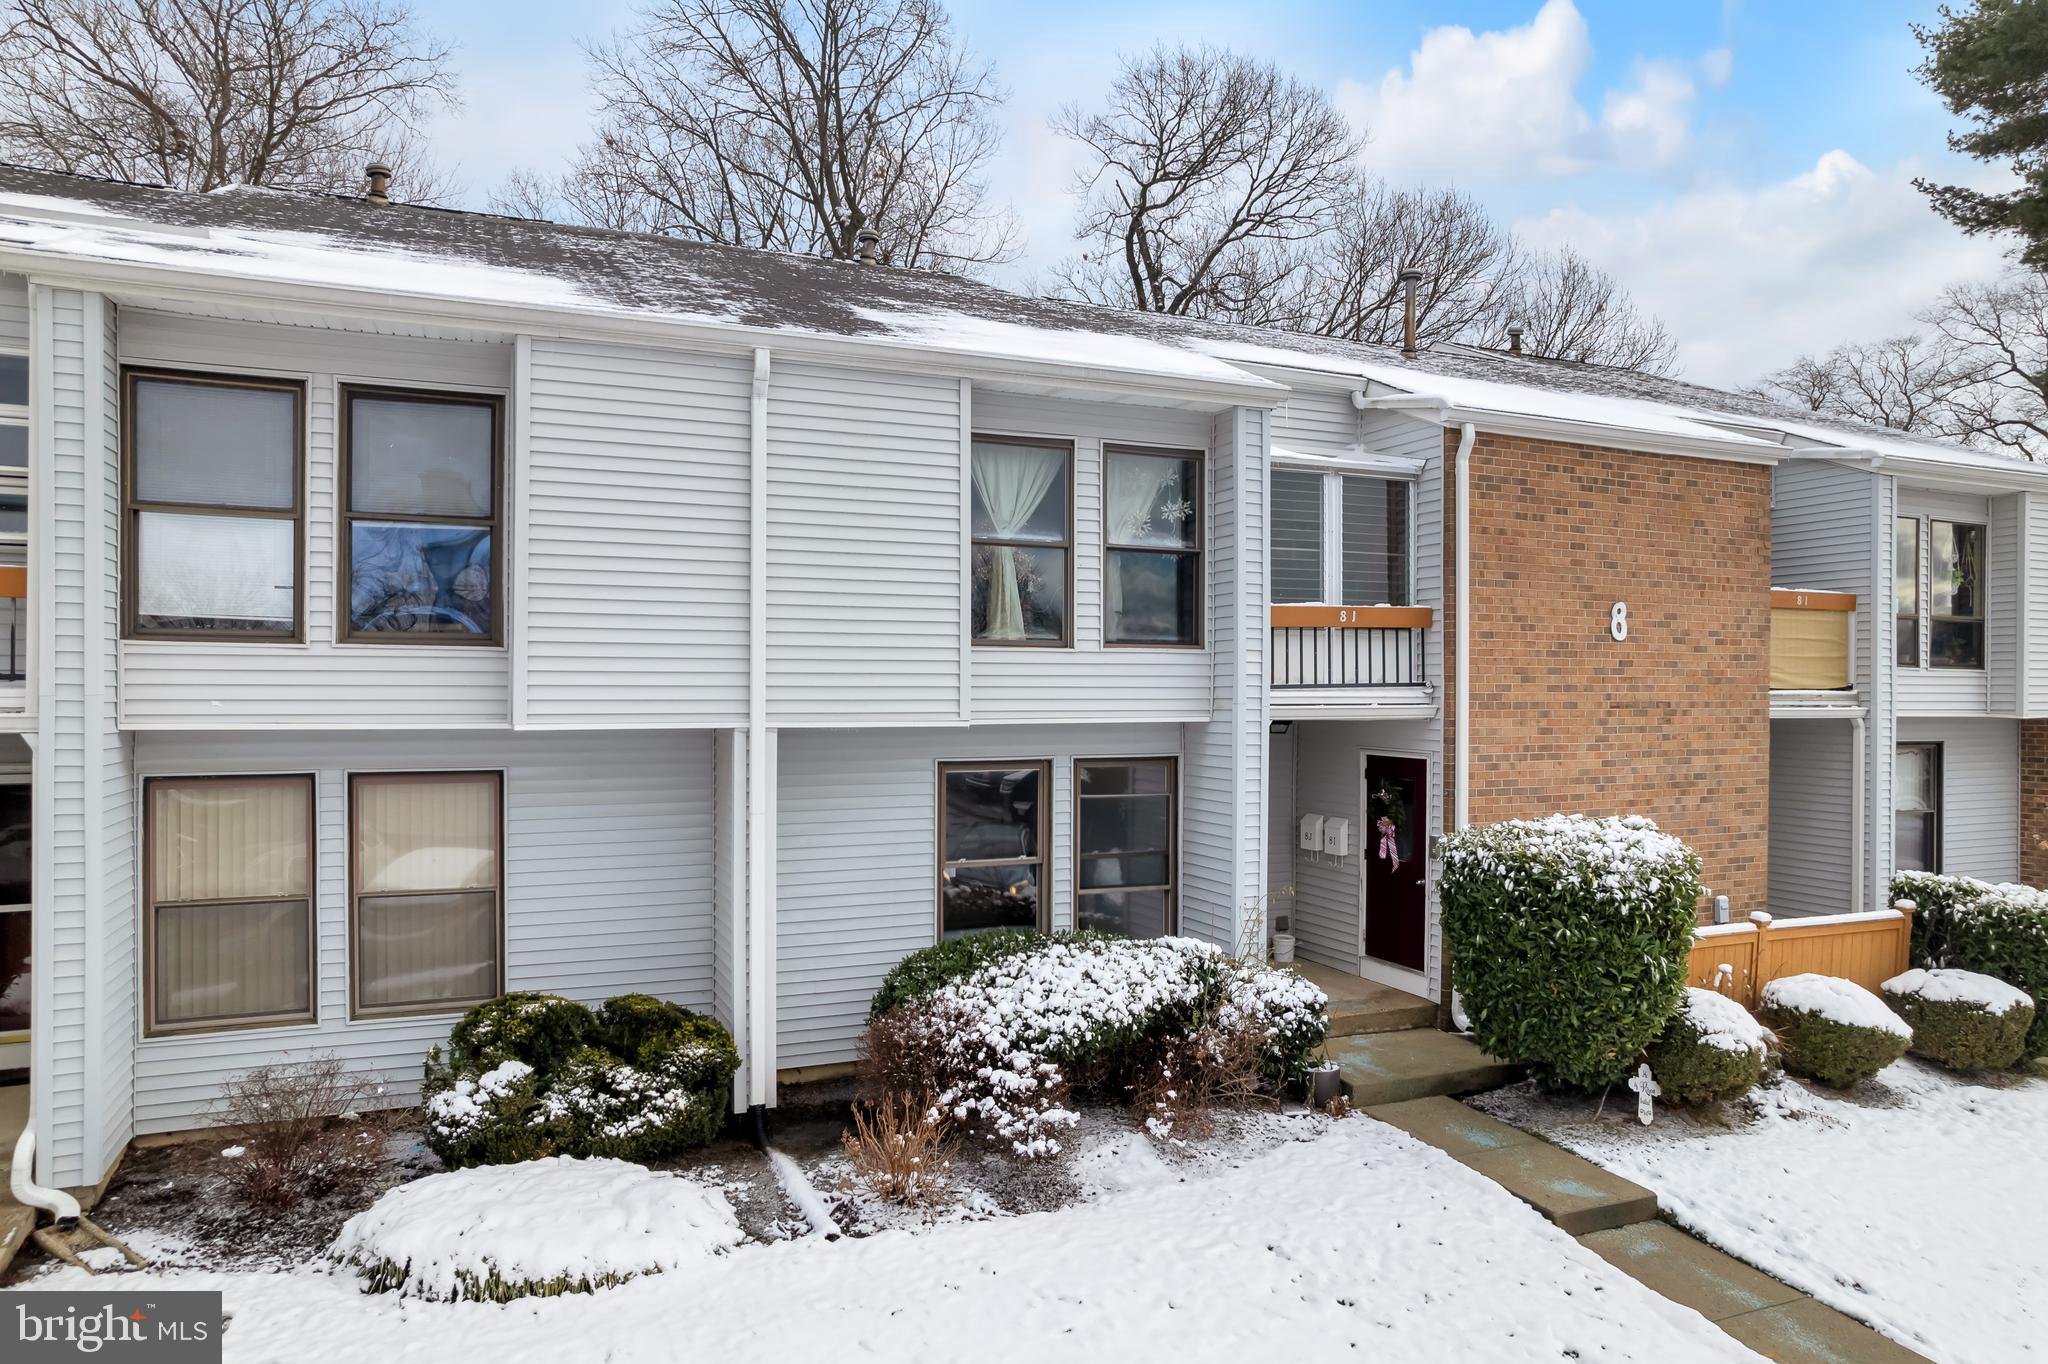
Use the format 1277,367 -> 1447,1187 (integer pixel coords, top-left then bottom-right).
1600,61 -> 1696,172
1699,45 -> 1735,88
1512,151 -> 2011,385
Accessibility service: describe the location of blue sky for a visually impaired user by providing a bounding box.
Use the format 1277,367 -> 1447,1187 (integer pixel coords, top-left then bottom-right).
417,0 -> 2010,385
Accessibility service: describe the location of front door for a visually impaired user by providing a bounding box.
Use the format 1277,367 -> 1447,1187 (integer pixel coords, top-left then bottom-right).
1362,754 -> 1428,975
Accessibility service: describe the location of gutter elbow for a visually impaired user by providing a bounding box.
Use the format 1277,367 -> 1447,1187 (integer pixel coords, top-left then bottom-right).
1350,387 -> 1370,411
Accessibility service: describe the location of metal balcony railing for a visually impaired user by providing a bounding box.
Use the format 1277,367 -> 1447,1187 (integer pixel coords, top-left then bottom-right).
1270,605 -> 1431,689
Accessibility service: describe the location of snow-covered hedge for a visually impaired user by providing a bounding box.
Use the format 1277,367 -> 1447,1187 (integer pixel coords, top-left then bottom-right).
1441,815 -> 1702,1089
1641,987 -> 1772,1104
1894,870 -> 2048,1059
1760,974 -> 1911,1089
331,1156 -> 743,1302
865,935 -> 1327,1158
422,992 -> 738,1167
1882,967 -> 2036,1071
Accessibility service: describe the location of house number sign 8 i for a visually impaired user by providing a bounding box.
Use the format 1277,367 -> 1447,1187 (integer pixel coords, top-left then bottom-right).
1609,602 -> 1629,642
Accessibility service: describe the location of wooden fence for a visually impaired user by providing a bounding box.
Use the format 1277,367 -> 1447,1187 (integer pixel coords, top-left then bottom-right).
1685,908 -> 1914,1008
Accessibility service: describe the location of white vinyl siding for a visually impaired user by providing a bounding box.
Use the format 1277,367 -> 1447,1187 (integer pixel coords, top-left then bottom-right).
767,359 -> 962,724
0,274 -> 28,346
969,392 -> 1213,722
115,312 -> 512,728
773,721 -> 1182,1069
1268,386 -> 1361,458
128,728 -> 715,1134
1898,717 -> 2020,883
520,339 -> 751,726
2027,492 -> 2048,717
1767,718 -> 1858,917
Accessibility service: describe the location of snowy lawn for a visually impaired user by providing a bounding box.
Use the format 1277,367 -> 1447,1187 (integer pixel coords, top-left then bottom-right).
1475,1060 -> 2048,1364
9,1114 -> 1765,1363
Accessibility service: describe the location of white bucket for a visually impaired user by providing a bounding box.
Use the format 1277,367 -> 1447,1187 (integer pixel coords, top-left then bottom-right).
1272,932 -> 1296,964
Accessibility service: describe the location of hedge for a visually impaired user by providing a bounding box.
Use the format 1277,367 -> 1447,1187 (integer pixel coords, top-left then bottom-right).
1442,815 -> 1702,1090
1882,967 -> 2036,1071
1893,871 -> 2048,1059
422,992 -> 738,1167
1760,974 -> 1911,1089
1641,988 -> 1771,1104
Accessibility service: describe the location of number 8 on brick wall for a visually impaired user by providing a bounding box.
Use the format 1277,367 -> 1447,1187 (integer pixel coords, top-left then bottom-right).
1609,601 -> 1629,642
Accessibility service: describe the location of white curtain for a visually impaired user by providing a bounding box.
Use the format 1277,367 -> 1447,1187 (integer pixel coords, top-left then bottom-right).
972,444 -> 1064,640
1105,454 -> 1180,630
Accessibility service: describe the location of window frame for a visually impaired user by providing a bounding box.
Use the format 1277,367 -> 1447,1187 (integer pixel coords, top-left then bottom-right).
0,771 -> 30,1043
0,347 -> 29,691
337,384 -> 506,647
1073,756 -> 1179,938
121,367 -> 307,643
935,759 -> 1051,940
1895,514 -> 1922,669
141,772 -> 318,1038
1269,462 -> 1418,608
969,433 -> 1075,649
1927,517 -> 1986,672
347,769 -> 507,1020
1102,443 -> 1205,649
1895,741 -> 1943,874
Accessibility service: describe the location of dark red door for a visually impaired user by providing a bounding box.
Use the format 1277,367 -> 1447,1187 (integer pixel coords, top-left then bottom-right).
1363,754 -> 1428,972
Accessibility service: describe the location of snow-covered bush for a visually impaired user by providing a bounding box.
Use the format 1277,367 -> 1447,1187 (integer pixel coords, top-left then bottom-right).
330,1156 -> 744,1302
422,992 -> 738,1168
1760,974 -> 1912,1089
1441,815 -> 1701,1089
1894,870 -> 2048,1059
1882,968 -> 2036,1071
863,935 -> 1328,1158
1640,988 -> 1772,1104
867,928 -> 1113,1020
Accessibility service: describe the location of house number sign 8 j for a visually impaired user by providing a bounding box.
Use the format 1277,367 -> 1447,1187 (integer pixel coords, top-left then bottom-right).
1609,601 -> 1629,642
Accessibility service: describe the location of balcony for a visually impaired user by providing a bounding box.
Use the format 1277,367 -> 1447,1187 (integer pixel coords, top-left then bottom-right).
1770,588 -> 1856,701
1270,605 -> 1432,714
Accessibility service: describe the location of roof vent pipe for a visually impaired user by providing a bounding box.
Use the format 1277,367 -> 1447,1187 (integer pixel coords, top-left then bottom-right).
364,161 -> 393,206
1398,265 -> 1424,356
855,227 -> 881,264
1506,323 -> 1524,355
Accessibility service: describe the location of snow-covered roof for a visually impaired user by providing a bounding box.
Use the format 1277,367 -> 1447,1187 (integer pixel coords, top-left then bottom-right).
0,161 -> 2036,481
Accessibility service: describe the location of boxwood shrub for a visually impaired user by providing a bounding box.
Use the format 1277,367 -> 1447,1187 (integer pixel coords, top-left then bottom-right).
1881,967 -> 2036,1071
1641,987 -> 1771,1104
1441,815 -> 1702,1090
868,929 -> 1119,1020
1893,871 -> 2048,1059
1759,974 -> 1911,1089
422,992 -> 738,1168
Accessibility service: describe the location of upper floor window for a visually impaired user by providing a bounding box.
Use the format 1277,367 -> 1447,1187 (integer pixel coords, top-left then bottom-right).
1929,519 -> 1985,670
0,352 -> 26,684
970,436 -> 1070,646
341,387 -> 502,643
1894,515 -> 1920,667
1269,467 -> 1412,606
1105,446 -> 1201,645
124,370 -> 303,639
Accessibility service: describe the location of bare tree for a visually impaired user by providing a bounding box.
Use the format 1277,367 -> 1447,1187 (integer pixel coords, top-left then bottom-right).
1751,334 -> 1977,434
497,0 -> 1014,271
1923,272 -> 2048,458
1485,246 -> 1678,374
1048,44 -> 1362,316
0,0 -> 458,198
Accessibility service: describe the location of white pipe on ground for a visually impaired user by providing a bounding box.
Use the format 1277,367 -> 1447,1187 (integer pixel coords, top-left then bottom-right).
10,1126 -> 79,1227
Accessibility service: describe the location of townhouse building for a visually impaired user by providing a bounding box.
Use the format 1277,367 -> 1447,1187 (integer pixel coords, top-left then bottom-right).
0,162 -> 2040,1198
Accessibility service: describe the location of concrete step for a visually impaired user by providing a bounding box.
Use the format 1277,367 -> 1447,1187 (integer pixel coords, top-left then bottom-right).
1326,994 -> 1438,1038
1322,1030 -> 1522,1107
0,1203 -> 33,1281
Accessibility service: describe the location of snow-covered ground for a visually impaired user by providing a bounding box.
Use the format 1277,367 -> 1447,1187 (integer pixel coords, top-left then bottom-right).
10,1114 -> 1764,1363
1476,1060 -> 2048,1364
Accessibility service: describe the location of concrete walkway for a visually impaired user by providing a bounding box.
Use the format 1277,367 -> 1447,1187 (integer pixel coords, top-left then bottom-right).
1366,1096 -> 1932,1364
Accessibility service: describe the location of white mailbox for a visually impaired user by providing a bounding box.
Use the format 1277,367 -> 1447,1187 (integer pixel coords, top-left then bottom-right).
1298,813 -> 1325,852
1322,816 -> 1351,858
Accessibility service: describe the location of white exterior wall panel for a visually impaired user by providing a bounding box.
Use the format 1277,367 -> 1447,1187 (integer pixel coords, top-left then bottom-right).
1767,718 -> 1858,917
1900,716 -> 2020,884
128,729 -> 715,1133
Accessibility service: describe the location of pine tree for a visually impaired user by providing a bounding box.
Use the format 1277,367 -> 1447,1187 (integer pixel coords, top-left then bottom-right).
1914,0 -> 2048,265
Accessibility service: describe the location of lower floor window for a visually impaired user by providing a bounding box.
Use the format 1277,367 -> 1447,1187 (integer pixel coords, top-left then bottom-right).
145,775 -> 315,1033
1076,759 -> 1176,938
939,763 -> 1046,938
350,772 -> 503,1015
1895,742 -> 1942,874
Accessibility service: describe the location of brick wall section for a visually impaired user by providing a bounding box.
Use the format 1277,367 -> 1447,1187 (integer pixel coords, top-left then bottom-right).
2023,719 -> 2048,889
1443,429 -> 1775,927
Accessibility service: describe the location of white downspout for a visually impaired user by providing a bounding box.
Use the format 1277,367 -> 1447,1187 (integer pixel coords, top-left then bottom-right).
746,347 -> 774,1115
1453,422 -> 1476,831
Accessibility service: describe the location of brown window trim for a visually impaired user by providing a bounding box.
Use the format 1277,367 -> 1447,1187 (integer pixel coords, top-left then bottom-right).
122,367 -> 307,643
1927,518 -> 1986,672
936,760 -> 1051,940
347,770 -> 505,1020
1073,757 -> 1179,937
970,433 -> 1075,648
1896,515 -> 1922,669
1102,443 -> 1204,649
337,384 -> 506,647
142,773 -> 318,1038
